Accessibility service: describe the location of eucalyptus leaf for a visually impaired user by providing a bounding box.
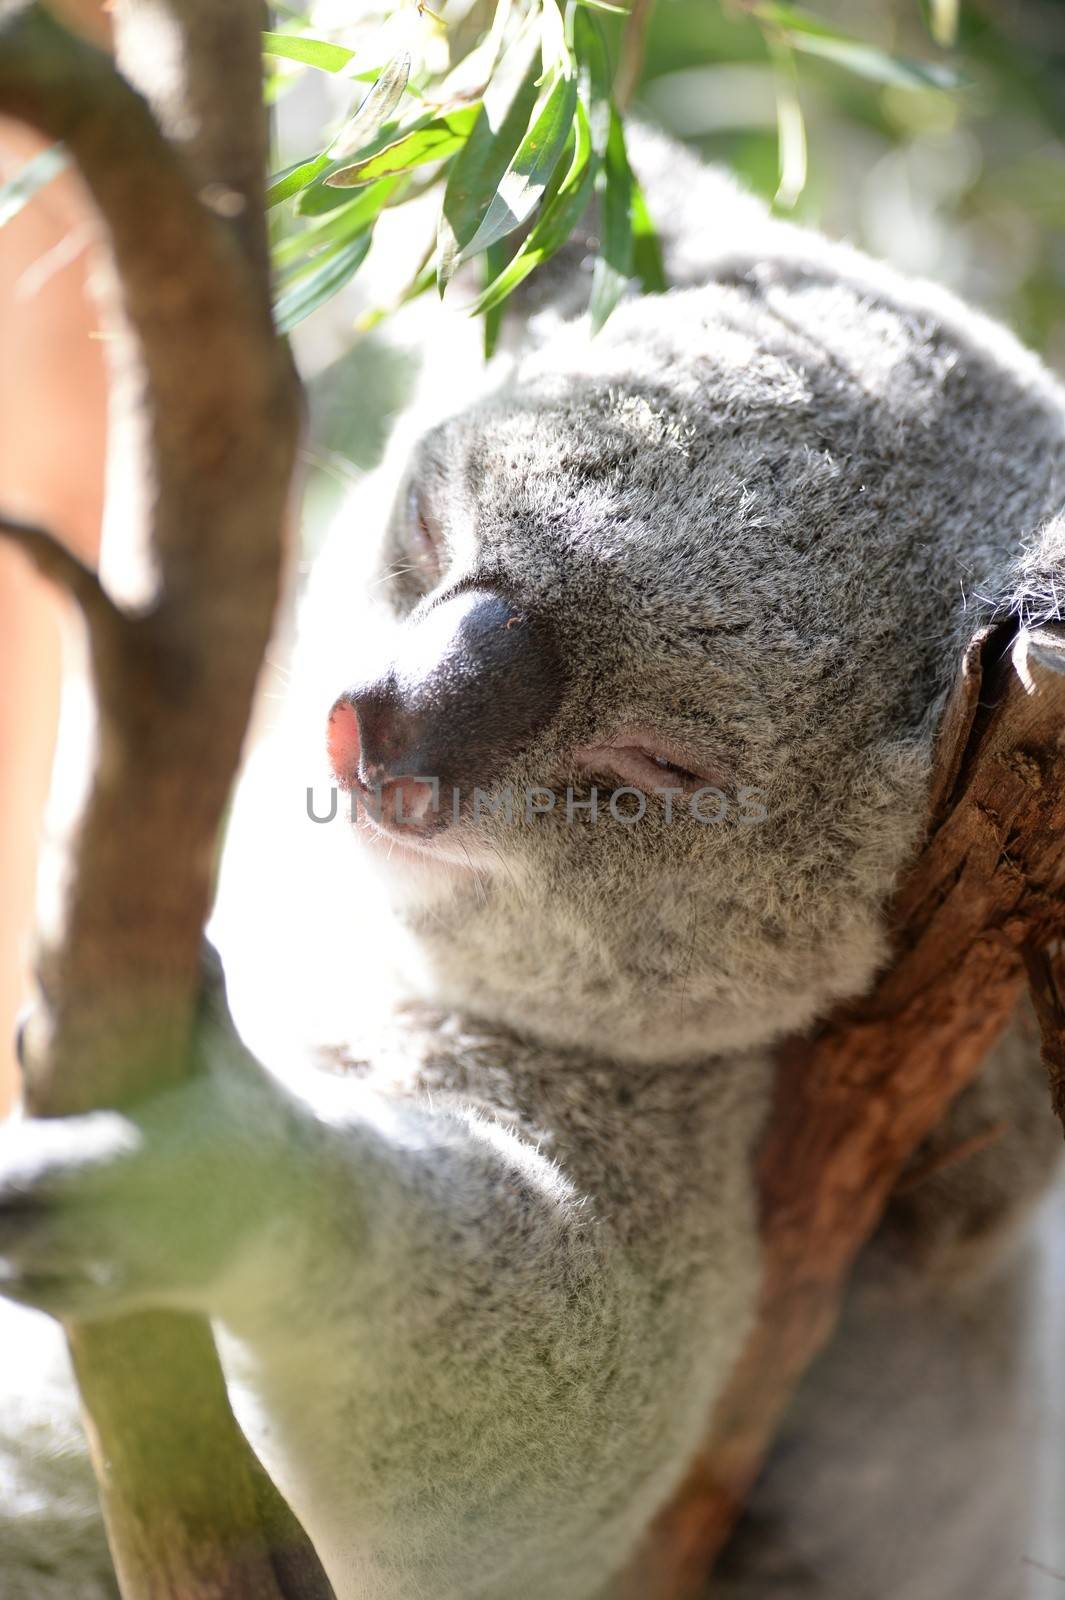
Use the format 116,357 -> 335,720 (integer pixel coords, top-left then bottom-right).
0,145 -> 67,229
631,180 -> 666,295
755,2 -> 966,89
298,173 -> 376,217
299,102 -> 466,214
330,53 -> 412,159
539,0 -> 569,79
326,105 -> 480,188
455,68 -> 578,267
928,0 -> 960,47
589,107 -> 633,332
273,177 -> 402,272
438,25 -> 544,290
262,31 -> 357,73
482,239 -> 513,359
274,231 -> 373,333
767,34 -> 807,208
573,6 -> 611,158
470,100 -> 595,317
267,153 -> 329,207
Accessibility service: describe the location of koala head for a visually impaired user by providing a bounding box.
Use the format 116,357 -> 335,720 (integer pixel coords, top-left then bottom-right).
301,257 -> 1065,1064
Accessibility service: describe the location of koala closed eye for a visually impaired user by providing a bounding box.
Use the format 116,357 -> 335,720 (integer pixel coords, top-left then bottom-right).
571,730 -> 728,796
405,481 -> 444,585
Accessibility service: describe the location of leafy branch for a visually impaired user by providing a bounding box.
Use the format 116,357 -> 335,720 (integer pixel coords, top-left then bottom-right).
265,0 -> 965,334
1,1 -> 968,339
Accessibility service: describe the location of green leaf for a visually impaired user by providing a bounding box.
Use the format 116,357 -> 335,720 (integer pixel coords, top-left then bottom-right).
0,145 -> 67,228
298,99 -> 467,215
455,68 -> 578,267
297,172 -> 369,216
575,8 -> 665,307
589,106 -> 633,332
928,0 -> 960,48
754,3 -> 966,90
540,0 -> 569,79
262,31 -> 356,73
273,177 -> 402,272
469,99 -> 595,317
326,104 -> 480,188
330,52 -> 412,159
572,6 -> 611,159
767,34 -> 807,208
631,180 -> 666,294
437,26 -> 544,290
267,153 -> 329,207
482,239 -> 513,359
274,231 -> 373,333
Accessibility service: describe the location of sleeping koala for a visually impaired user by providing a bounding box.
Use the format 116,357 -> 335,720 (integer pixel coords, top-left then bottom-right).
1,126 -> 1064,1600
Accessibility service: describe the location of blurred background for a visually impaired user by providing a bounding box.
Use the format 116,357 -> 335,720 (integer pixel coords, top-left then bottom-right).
638,0 -> 1065,363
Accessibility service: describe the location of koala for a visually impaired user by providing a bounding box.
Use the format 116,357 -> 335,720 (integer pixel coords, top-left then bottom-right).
1,125 -> 1064,1600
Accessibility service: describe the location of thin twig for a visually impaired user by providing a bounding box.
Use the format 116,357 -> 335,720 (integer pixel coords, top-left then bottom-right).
0,512 -> 123,634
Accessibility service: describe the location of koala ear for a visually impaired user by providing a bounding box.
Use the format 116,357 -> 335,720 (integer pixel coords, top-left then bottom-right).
927,511 -> 1065,822
993,511 -> 1065,633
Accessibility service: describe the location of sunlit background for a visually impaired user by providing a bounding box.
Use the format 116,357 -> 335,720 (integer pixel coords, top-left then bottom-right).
640,0 -> 1065,364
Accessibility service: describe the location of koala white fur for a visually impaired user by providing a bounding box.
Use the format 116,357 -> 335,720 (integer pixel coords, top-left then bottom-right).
1,125 -> 1064,1600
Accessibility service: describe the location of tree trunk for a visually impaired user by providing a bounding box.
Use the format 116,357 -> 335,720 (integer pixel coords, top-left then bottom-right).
0,3 -> 333,1595
621,620 -> 1065,1598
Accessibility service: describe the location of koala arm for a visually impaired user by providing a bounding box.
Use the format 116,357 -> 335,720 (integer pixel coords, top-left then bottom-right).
0,976 -> 765,1600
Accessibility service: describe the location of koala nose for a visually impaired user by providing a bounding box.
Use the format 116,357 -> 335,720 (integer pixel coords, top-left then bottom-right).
328,589 -> 565,825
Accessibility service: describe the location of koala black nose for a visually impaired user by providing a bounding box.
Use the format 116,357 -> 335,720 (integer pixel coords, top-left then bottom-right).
328,589 -> 565,823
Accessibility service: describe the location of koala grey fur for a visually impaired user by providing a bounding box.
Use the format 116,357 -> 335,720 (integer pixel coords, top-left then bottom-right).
1,124 -> 1064,1600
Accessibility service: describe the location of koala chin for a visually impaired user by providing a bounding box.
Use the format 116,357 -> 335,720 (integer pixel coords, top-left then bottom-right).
1,126 -> 1064,1600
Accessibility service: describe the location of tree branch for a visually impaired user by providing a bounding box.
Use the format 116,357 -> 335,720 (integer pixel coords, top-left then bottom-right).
1,5 -> 327,1598
620,620 -> 1065,1599
110,0 -> 274,288
0,513 -> 124,634
1025,942 -> 1065,1128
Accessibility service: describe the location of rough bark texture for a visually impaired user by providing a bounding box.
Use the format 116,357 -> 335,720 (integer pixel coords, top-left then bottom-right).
620,620 -> 1065,1599
0,3 -> 332,1596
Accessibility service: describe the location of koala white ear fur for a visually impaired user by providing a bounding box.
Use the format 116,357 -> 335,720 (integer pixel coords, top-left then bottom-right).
995,511 -> 1065,629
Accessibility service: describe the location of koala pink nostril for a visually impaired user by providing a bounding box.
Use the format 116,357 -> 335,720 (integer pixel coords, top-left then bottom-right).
327,696 -> 361,786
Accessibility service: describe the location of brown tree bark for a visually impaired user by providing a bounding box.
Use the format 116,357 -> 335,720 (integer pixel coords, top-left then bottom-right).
0,3 -> 333,1596
620,619 -> 1065,1599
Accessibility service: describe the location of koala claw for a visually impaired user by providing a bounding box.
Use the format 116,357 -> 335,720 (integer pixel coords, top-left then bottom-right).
0,1110 -> 145,1319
